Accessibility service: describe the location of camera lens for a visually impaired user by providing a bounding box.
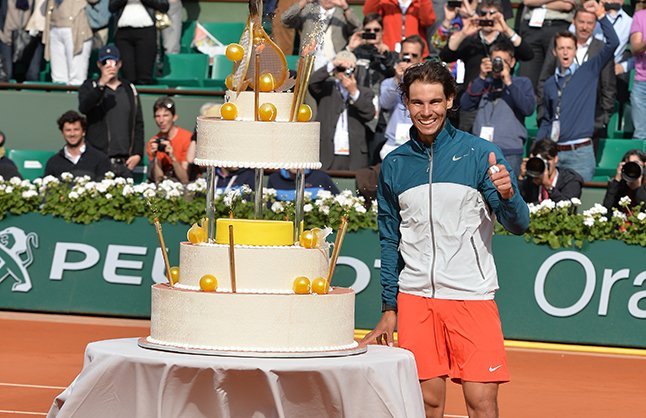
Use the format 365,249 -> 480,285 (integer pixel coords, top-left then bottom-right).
526,157 -> 546,178
492,57 -> 504,74
156,138 -> 167,153
621,161 -> 643,182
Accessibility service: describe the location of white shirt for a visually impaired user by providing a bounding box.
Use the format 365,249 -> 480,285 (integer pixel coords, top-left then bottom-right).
64,143 -> 86,165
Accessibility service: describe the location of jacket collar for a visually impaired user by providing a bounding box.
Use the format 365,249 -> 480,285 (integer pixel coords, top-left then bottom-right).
409,119 -> 457,154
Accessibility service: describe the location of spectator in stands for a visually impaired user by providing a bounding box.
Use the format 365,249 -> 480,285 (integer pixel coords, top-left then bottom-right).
0,131 -> 21,179
281,0 -> 360,70
267,168 -> 340,200
439,0 -> 533,132
379,34 -> 425,160
270,0 -> 300,55
44,110 -> 111,180
602,149 -> 646,212
146,97 -> 191,184
537,1 -> 618,183
537,6 -> 616,150
212,167 -> 255,193
516,0 -> 576,92
309,50 -> 376,170
86,0 -> 111,49
161,0 -> 181,54
0,0 -> 45,82
630,7 -> 646,140
43,0 -> 92,85
461,42 -> 535,176
518,138 -> 583,203
109,0 -> 169,84
79,44 -> 144,179
363,0 -> 434,55
430,0 -> 476,53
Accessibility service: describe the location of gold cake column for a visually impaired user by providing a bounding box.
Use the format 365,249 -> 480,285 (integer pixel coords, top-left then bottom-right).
205,166 -> 216,240
254,168 -> 264,219
294,168 -> 305,242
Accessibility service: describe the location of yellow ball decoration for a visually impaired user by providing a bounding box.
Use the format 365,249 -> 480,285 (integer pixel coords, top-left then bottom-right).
258,103 -> 277,121
220,102 -> 238,120
225,43 -> 244,62
311,277 -> 328,295
187,222 -> 207,244
299,229 -> 318,249
297,104 -> 313,122
293,276 -> 311,294
169,266 -> 180,285
199,274 -> 218,292
225,73 -> 235,90
258,72 -> 276,92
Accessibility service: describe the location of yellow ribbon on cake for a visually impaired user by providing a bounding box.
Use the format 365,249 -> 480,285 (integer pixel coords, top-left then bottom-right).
215,219 -> 294,246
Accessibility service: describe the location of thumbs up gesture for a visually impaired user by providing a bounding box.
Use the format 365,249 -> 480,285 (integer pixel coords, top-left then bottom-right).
487,152 -> 514,200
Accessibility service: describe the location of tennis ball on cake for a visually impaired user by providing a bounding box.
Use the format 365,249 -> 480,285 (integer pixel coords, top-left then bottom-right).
299,229 -> 318,248
200,274 -> 218,292
297,104 -> 312,122
220,102 -> 238,120
225,43 -> 244,62
169,266 -> 180,285
187,223 -> 207,244
293,276 -> 311,294
258,72 -> 276,92
311,277 -> 328,295
258,103 -> 277,121
225,74 -> 235,90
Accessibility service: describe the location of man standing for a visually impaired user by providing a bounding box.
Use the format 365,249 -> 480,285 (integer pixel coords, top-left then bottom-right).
361,61 -> 529,418
537,1 -> 618,182
44,110 -> 111,180
78,44 -> 144,179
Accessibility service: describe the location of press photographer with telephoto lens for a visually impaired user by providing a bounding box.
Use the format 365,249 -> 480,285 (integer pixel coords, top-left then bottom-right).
518,138 -> 583,204
602,149 -> 646,214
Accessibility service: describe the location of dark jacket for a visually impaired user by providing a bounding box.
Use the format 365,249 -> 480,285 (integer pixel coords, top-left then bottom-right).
267,169 -> 340,200
309,65 -> 376,170
108,0 -> 168,31
520,167 -> 583,204
602,179 -> 646,213
78,79 -> 144,158
0,156 -> 21,179
213,167 -> 255,192
44,144 -> 111,181
0,0 -> 7,31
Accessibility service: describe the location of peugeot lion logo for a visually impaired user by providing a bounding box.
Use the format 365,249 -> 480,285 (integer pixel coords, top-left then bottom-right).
0,227 -> 39,292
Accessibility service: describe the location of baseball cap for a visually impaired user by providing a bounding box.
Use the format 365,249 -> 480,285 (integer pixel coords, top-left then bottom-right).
98,44 -> 121,62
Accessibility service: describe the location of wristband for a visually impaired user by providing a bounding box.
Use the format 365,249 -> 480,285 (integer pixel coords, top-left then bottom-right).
509,32 -> 519,43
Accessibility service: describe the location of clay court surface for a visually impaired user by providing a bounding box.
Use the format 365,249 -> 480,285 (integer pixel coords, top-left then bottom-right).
1,311 -> 645,418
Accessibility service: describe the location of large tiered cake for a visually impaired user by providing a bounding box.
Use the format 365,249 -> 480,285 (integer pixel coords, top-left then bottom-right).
145,90 -> 359,355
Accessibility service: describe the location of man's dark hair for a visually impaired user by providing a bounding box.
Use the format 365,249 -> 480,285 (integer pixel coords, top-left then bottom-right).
573,5 -> 596,19
478,0 -> 502,12
530,138 -> 558,159
553,31 -> 577,49
153,96 -> 177,116
400,61 -> 457,102
401,34 -> 426,54
362,12 -> 383,27
57,110 -> 87,131
622,149 -> 646,163
490,39 -> 515,58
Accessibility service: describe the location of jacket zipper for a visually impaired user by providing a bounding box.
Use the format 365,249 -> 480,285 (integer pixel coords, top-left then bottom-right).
427,146 -> 436,297
470,236 -> 486,281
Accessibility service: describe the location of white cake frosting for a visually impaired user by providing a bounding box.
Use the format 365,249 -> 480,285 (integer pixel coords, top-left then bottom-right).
178,242 -> 329,293
150,284 -> 357,352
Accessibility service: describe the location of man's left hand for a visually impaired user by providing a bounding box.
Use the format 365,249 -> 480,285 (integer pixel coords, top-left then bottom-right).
488,152 -> 514,200
126,155 -> 141,171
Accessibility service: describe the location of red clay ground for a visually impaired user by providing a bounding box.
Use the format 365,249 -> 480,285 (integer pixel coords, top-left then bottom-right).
1,311 -> 645,418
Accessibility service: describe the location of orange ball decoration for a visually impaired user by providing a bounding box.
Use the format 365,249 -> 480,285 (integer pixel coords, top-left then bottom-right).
297,104 -> 312,122
225,43 -> 244,62
169,266 -> 180,285
299,229 -> 318,249
187,223 -> 207,244
220,102 -> 238,120
258,72 -> 276,92
225,73 -> 235,90
293,276 -> 311,294
200,274 -> 218,292
258,103 -> 277,121
311,277 -> 328,295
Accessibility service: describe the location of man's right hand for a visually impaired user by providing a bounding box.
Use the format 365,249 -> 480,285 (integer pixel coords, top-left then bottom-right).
359,310 -> 397,347
480,57 -> 492,80
99,60 -> 118,86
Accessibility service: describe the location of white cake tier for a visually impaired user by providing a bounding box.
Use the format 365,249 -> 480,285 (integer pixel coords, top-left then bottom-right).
179,242 -> 329,293
150,284 -> 357,352
194,116 -> 321,169
225,91 -> 294,122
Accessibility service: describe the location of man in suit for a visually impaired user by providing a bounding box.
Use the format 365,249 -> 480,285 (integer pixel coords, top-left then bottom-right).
308,50 -> 376,170
536,5 -> 616,151
281,0 -> 360,69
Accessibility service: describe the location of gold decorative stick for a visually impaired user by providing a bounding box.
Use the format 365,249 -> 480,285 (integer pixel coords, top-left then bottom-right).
289,56 -> 304,120
154,217 -> 173,288
228,224 -> 237,293
254,49 -> 261,121
290,55 -> 315,121
325,216 -> 349,291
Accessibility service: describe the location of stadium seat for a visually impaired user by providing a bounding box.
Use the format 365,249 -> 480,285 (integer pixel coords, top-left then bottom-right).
157,53 -> 209,87
7,149 -> 57,180
200,22 -> 245,47
203,54 -> 233,89
593,138 -> 645,180
286,55 -> 299,72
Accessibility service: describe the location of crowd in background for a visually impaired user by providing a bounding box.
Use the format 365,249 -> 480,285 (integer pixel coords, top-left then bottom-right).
0,0 -> 645,212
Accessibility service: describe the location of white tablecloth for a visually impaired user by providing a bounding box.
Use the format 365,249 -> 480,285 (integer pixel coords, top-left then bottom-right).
48,338 -> 424,418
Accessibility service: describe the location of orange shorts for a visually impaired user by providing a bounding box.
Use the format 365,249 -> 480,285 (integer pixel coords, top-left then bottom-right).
397,292 -> 510,383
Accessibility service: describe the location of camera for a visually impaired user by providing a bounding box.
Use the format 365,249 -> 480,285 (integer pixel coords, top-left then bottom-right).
478,19 -> 494,27
335,66 -> 354,77
447,0 -> 462,8
155,137 -> 167,153
361,32 -> 377,40
525,155 -> 549,178
622,161 -> 643,182
491,56 -> 504,74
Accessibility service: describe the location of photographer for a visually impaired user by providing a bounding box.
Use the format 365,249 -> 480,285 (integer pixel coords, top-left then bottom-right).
602,150 -> 646,213
460,41 -> 535,176
519,138 -> 583,204
146,97 -> 191,184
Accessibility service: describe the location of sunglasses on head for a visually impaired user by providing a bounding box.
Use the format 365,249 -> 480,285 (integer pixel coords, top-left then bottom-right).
478,9 -> 497,16
364,28 -> 381,33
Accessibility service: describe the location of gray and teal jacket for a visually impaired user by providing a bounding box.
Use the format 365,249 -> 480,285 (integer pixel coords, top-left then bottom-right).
377,121 -> 530,310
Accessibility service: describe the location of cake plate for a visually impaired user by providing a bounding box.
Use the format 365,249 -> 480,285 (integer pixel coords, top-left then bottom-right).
138,337 -> 367,358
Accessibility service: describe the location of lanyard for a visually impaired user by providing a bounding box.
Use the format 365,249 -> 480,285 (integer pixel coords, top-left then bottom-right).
554,73 -> 571,120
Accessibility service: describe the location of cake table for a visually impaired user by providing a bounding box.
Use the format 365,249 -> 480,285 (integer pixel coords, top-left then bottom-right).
48,338 -> 425,418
